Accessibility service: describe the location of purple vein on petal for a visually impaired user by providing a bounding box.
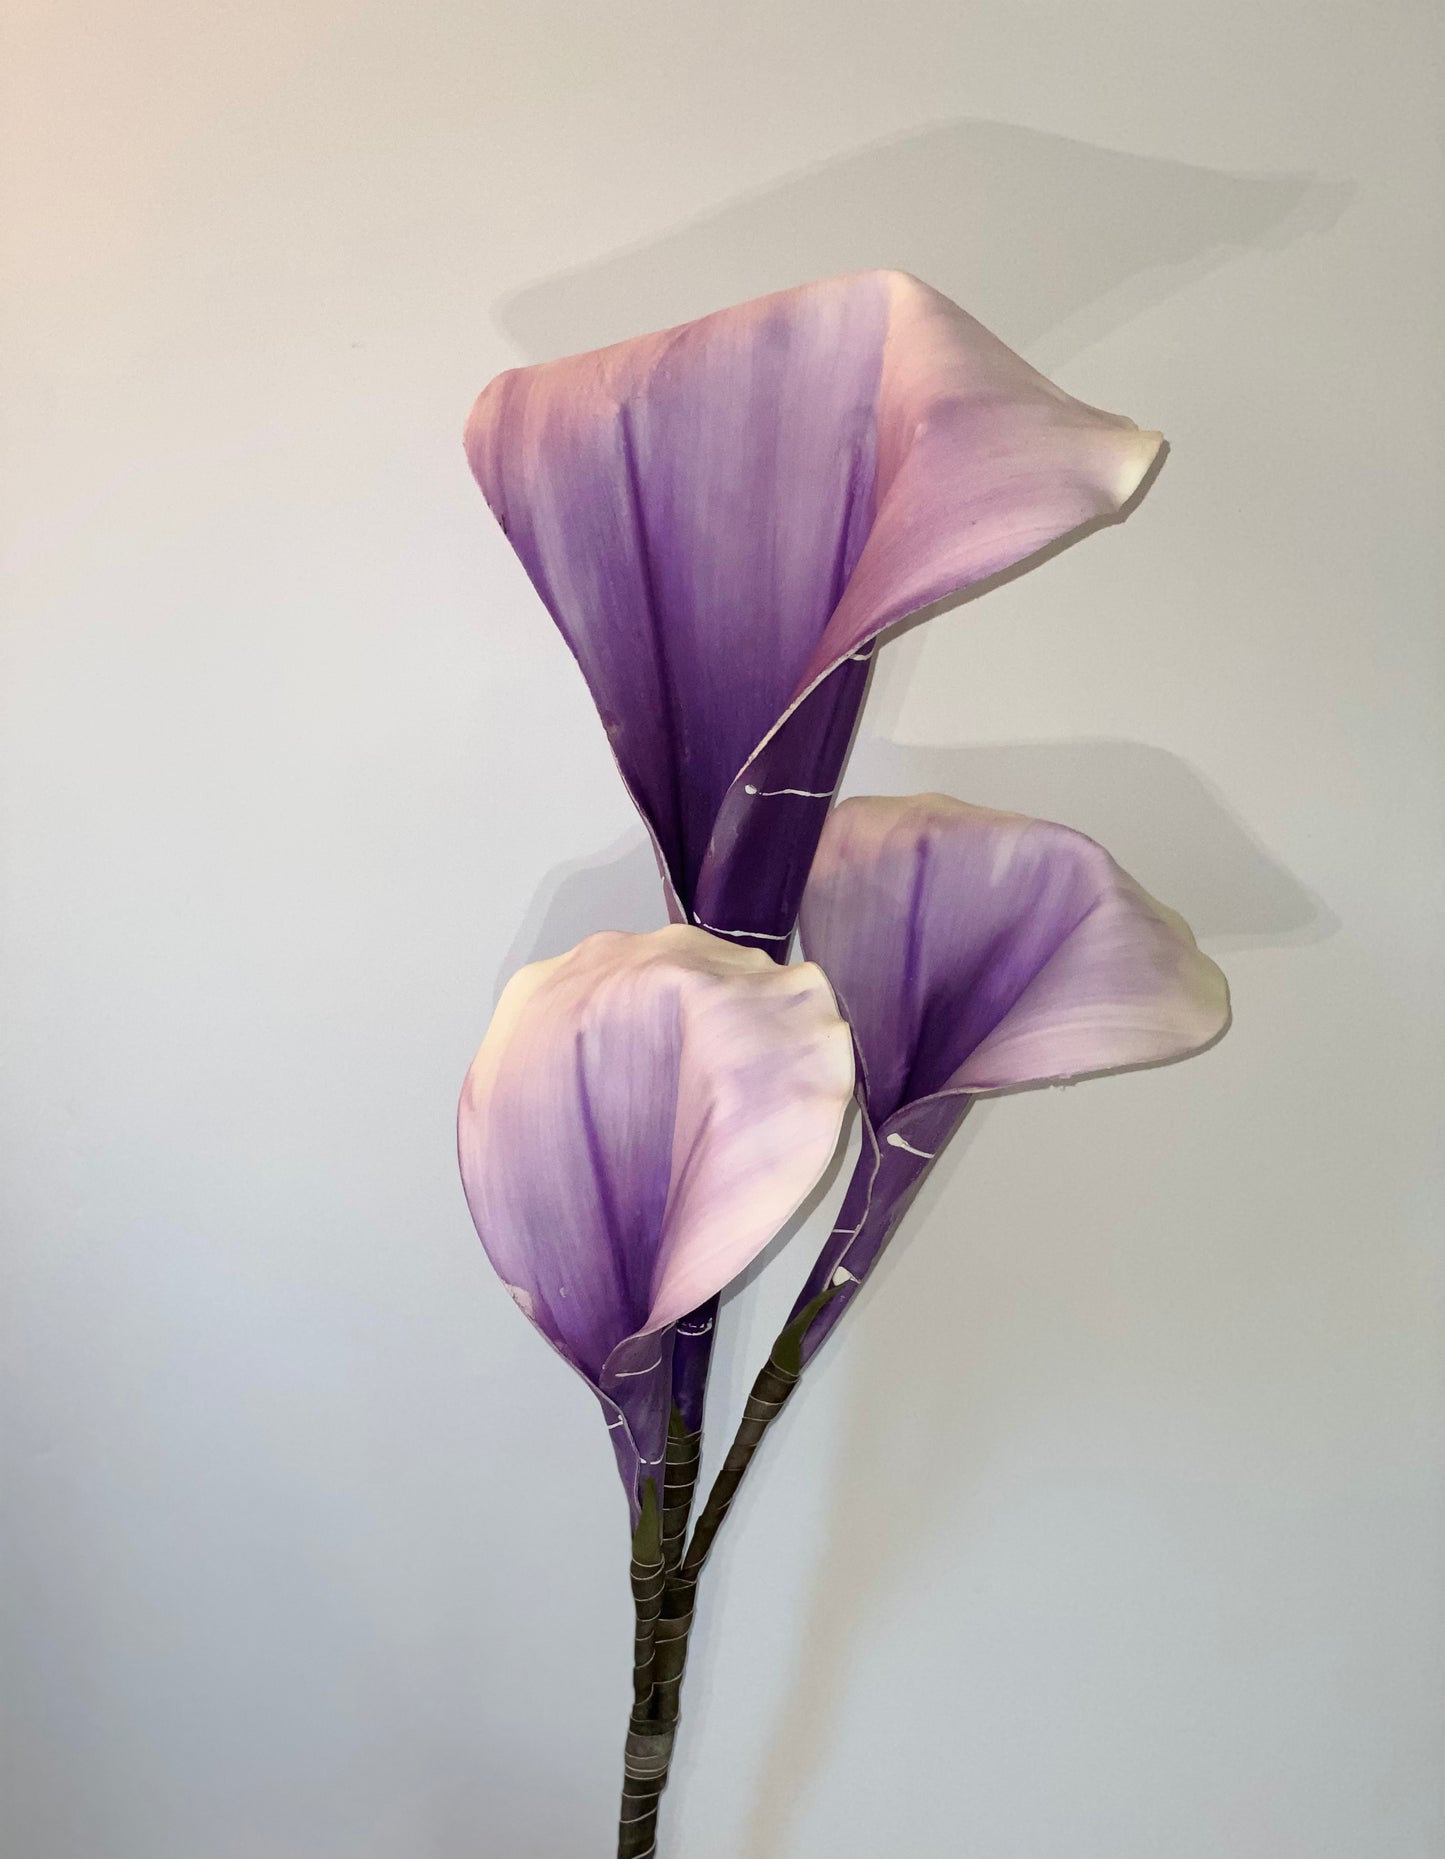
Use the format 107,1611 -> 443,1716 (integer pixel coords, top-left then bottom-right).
897,827 -> 932,1116
787,795 -> 1231,1363
465,271 -> 1161,946
572,1026 -> 645,1346
457,926 -> 855,1521
825,433 -> 868,618
616,399 -> 687,892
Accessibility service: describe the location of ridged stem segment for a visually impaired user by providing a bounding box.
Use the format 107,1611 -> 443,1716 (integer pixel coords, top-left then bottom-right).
617,1398 -> 703,1858
616,1286 -> 841,1857
618,1480 -> 669,1856
627,1480 -> 664,1718
618,1715 -> 674,1859
660,1409 -> 702,1574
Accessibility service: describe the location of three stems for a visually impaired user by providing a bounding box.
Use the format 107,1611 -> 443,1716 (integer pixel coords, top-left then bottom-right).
615,1286 -> 839,1857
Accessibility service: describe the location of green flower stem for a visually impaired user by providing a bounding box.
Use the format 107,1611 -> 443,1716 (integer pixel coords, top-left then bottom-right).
617,1286 -> 841,1857
617,1395 -> 704,1858
660,1409 -> 702,1573
627,1481 -> 664,1719
618,1479 -> 668,1856
618,1714 -> 674,1859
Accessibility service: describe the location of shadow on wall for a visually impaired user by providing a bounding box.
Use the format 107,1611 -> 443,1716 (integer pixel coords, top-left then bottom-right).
486,118 -> 1346,1858
496,116 -> 1349,372
491,111 -> 1346,993
499,733 -> 1332,995
496,832 -> 670,996
844,735 -> 1335,951
728,740 -> 1331,1859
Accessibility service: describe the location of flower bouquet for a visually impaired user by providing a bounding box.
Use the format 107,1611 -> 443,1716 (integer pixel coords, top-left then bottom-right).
458,270 -> 1229,1856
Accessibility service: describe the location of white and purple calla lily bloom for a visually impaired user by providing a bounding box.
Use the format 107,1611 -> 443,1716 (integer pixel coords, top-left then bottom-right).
791,794 -> 1231,1361
465,269 -> 1163,954
457,926 -> 854,1520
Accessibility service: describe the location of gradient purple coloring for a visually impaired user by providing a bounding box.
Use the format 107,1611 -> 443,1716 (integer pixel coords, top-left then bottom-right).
465,269 -> 1163,955
791,795 -> 1231,1359
456,927 -> 853,1519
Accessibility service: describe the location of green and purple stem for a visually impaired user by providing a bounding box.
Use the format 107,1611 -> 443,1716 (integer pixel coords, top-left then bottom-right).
614,1281 -> 846,1859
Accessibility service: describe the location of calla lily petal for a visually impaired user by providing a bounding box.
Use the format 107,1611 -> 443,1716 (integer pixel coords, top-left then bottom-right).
457,926 -> 854,1516
800,793 -> 1229,1113
466,270 -> 1162,951
789,793 -> 1229,1359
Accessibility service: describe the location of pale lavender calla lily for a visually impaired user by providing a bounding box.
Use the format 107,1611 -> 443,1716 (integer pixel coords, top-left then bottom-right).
790,794 -> 1230,1360
465,269 -> 1163,954
457,926 -> 854,1518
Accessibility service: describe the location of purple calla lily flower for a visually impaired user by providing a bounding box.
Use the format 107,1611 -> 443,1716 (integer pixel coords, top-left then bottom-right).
790,794 -> 1231,1360
456,926 -> 854,1520
465,269 -> 1163,955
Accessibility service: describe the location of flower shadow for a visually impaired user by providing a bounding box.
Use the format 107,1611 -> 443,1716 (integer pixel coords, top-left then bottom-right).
494,832 -> 668,1000
727,733 -> 1329,1856
844,733 -> 1335,952
497,117 -> 1349,376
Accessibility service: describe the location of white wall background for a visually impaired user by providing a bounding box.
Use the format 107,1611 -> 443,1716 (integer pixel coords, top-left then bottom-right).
3,3 -> 1441,1856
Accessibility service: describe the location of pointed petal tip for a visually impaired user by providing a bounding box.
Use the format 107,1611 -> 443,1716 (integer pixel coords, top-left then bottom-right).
958,955 -> 1231,1098
947,883 -> 1230,1096
1115,426 -> 1167,511
800,792 -> 1230,1113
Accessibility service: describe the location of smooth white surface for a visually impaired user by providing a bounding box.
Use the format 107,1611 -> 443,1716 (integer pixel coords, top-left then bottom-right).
2,4 -> 1441,1856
